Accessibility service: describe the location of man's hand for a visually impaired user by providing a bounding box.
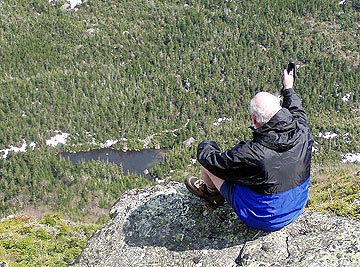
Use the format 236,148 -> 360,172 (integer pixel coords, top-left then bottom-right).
283,69 -> 294,89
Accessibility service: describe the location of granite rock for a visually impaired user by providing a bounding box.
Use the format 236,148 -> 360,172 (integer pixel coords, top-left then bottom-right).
70,181 -> 360,267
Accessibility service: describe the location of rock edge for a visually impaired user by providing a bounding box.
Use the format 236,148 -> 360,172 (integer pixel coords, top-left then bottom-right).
70,181 -> 360,267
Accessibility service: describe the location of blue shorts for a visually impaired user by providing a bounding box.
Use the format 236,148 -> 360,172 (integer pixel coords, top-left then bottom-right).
219,178 -> 310,231
219,181 -> 235,207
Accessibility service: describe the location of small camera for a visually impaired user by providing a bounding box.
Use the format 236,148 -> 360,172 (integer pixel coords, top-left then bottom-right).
287,59 -> 296,81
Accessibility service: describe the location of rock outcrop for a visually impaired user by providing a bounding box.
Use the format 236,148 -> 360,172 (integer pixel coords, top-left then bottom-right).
70,181 -> 360,267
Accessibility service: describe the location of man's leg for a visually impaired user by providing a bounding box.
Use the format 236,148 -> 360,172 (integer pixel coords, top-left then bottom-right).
201,166 -> 235,208
200,166 -> 225,192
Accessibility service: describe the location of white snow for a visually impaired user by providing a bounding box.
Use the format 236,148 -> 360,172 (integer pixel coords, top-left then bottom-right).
46,131 -> 70,147
0,140 -> 28,159
49,0 -> 83,10
259,44 -> 267,51
155,177 -> 165,184
69,0 -> 82,9
342,153 -> 360,163
213,117 -> 232,126
187,158 -> 197,166
338,0 -> 346,5
319,132 -> 338,139
342,92 -> 351,102
102,140 -> 118,148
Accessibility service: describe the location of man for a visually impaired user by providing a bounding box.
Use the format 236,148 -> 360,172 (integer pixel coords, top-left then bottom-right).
185,68 -> 313,231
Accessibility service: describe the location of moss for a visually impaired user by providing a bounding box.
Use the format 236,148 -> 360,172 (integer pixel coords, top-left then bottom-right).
0,214 -> 100,267
308,162 -> 360,220
39,213 -> 63,227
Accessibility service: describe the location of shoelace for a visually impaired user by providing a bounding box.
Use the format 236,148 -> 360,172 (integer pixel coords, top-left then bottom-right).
193,179 -> 206,189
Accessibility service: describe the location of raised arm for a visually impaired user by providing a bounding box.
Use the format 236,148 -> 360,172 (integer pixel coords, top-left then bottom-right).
281,69 -> 309,124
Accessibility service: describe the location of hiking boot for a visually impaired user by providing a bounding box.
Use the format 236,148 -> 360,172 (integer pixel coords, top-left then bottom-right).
185,176 -> 225,206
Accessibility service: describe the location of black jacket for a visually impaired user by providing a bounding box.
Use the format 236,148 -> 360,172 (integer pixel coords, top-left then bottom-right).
197,88 -> 313,194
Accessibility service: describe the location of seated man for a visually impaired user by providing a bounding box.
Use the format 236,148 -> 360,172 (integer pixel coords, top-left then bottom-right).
185,68 -> 313,231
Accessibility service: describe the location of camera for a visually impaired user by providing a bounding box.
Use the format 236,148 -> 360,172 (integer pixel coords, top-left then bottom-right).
287,59 -> 296,81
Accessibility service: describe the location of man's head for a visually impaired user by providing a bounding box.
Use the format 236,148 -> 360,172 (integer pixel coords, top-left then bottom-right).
250,92 -> 281,129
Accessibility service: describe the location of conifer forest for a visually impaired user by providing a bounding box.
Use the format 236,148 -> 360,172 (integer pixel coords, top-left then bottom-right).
0,0 -> 359,265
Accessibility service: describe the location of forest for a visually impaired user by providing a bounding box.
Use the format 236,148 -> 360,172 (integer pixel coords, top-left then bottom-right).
0,0 -> 359,265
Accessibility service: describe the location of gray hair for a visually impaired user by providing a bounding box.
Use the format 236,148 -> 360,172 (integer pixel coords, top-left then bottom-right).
249,92 -> 281,125
250,99 -> 268,124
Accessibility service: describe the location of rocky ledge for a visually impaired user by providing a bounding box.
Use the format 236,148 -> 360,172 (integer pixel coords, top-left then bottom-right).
70,181 -> 360,267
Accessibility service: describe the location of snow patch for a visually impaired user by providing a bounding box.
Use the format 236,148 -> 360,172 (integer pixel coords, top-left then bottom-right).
46,131 -> 70,147
68,0 -> 82,9
0,140 -> 33,159
187,158 -> 197,166
102,140 -> 119,148
259,44 -> 267,51
49,0 -> 83,10
213,117 -> 232,126
342,92 -> 351,102
29,142 -> 36,149
319,132 -> 338,139
342,153 -> 360,163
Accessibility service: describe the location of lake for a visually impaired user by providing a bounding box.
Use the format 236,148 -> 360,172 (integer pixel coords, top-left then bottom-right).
60,148 -> 166,179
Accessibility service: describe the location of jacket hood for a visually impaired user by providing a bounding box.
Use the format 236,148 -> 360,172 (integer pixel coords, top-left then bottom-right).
252,108 -> 301,151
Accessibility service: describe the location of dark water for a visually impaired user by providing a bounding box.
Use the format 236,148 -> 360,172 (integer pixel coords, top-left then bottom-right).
60,148 -> 166,178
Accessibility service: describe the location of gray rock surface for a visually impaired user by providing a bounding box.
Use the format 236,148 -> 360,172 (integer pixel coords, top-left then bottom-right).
70,181 -> 360,267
